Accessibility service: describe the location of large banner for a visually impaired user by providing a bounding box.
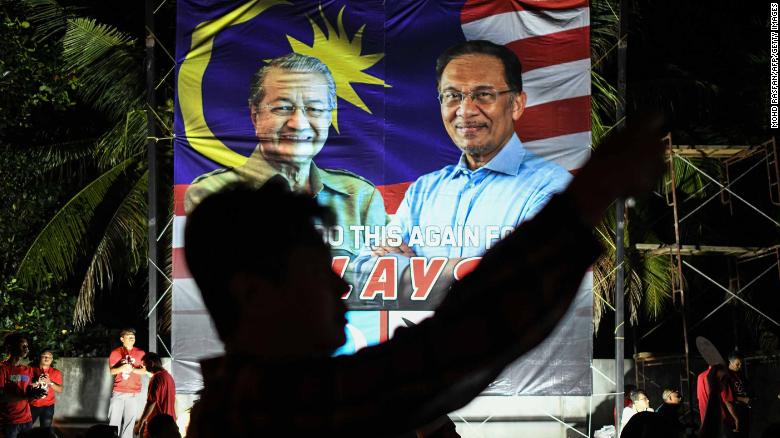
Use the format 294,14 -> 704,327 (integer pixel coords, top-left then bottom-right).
173,0 -> 592,395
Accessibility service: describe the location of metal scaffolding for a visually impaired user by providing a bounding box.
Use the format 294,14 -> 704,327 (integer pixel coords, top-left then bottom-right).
633,135 -> 780,416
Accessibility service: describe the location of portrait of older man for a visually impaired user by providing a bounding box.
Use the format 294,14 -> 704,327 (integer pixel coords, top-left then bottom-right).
368,40 -> 572,263
184,53 -> 387,255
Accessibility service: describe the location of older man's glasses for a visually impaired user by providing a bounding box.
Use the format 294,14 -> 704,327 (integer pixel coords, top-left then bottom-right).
438,88 -> 515,107
262,104 -> 332,119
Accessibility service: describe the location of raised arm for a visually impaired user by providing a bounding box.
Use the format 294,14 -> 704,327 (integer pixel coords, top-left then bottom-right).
191,119 -> 666,437
335,118 -> 666,432
336,117 -> 664,430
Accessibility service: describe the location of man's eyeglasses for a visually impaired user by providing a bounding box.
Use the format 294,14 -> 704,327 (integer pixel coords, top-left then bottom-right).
261,104 -> 333,119
438,88 -> 515,107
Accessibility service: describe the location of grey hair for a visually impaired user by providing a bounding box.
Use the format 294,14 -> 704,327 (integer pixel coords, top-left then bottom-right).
248,53 -> 337,109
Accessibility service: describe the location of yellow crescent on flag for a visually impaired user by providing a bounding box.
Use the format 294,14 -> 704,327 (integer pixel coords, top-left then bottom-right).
178,0 -> 290,168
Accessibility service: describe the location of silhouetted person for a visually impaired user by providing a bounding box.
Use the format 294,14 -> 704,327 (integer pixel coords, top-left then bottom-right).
656,388 -> 684,432
146,414 -> 180,438
18,426 -> 59,438
83,424 -> 118,438
183,120 -> 666,437
621,411 -> 681,438
761,422 -> 780,438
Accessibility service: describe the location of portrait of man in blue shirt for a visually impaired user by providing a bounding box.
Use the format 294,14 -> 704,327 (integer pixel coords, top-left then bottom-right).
370,40 -> 572,262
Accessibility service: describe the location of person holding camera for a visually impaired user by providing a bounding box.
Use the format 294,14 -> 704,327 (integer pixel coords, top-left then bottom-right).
108,328 -> 146,438
0,333 -> 47,438
30,349 -> 63,428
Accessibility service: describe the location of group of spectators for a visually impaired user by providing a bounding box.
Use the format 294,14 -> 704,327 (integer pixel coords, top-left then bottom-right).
0,333 -> 62,438
620,352 -> 756,437
0,329 -> 177,438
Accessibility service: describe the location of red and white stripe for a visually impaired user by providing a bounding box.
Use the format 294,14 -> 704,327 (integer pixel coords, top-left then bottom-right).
461,0 -> 591,173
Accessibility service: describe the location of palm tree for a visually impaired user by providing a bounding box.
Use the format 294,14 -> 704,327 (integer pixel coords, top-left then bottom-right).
15,0 -> 172,328
589,0 -> 692,331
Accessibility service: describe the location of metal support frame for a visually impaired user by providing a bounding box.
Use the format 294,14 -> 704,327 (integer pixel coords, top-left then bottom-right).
637,135 -> 779,415
664,134 -> 694,415
614,0 -> 628,433
765,137 -> 780,206
145,0 -> 158,353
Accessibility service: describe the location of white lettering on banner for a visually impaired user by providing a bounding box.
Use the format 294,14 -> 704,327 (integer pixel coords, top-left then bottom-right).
331,225 -> 515,248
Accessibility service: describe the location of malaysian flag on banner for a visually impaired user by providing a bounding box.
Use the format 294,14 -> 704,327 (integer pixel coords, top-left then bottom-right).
173,0 -> 592,394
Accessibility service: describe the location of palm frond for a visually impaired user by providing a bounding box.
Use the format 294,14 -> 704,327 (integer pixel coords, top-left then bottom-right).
17,0 -> 71,42
63,17 -> 143,120
591,70 -> 619,145
73,171 -> 148,327
627,268 -> 643,324
30,139 -> 98,179
590,0 -> 619,67
95,109 -> 149,169
641,254 -> 674,320
593,210 -> 618,330
16,155 -> 140,290
665,155 -> 721,199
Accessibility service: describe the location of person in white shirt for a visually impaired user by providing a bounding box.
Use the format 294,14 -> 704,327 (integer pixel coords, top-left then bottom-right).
621,389 -> 654,435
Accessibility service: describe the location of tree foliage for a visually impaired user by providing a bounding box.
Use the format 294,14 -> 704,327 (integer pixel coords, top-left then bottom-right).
11,0 -> 173,329
0,3 -> 76,138
0,277 -> 75,356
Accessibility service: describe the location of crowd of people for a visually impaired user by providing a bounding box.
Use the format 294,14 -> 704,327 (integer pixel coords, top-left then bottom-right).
2,325 -> 770,438
617,352 -> 763,437
0,330 -> 177,438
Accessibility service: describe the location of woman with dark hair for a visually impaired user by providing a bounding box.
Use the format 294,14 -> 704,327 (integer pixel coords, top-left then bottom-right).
134,353 -> 176,438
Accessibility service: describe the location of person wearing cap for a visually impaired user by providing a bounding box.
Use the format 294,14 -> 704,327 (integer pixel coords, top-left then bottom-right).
108,328 -> 146,438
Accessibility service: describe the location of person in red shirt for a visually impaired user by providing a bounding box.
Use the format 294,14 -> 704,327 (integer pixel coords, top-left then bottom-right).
30,350 -> 64,428
726,351 -> 750,437
697,365 -> 739,434
1,333 -> 45,438
134,352 -> 176,438
108,328 -> 146,438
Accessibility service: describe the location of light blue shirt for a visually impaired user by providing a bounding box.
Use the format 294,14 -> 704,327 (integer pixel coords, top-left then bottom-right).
387,134 -> 572,258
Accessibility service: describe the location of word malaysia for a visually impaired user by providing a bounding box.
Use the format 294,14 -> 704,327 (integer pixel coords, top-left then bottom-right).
331,255 -> 481,301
